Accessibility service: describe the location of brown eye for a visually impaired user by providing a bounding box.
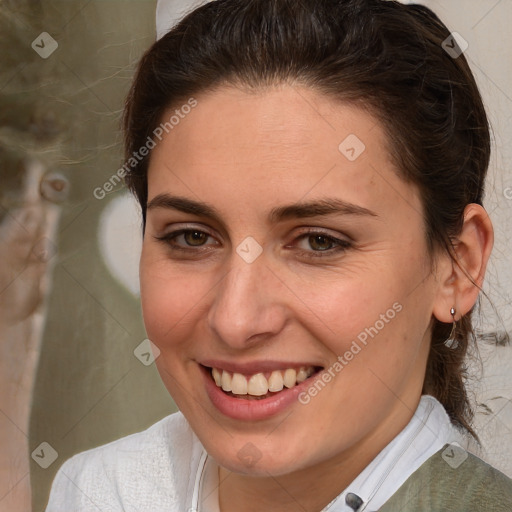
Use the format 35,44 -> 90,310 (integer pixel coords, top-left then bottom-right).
292,231 -> 352,259
184,230 -> 209,246
308,235 -> 334,251
154,228 -> 217,252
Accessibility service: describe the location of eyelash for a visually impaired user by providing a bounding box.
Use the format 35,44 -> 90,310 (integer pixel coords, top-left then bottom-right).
154,228 -> 352,259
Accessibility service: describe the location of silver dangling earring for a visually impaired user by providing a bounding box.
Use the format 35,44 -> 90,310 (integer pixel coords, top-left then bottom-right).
445,307 -> 458,348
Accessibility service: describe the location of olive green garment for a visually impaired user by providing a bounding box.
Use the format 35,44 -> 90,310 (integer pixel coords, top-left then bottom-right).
379,443 -> 512,511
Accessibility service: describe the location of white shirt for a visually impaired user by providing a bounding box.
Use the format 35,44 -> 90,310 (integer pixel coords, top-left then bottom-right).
46,395 -> 468,512
192,395 -> 465,512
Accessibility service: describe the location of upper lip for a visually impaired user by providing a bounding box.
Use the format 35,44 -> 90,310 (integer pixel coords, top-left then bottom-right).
199,359 -> 323,375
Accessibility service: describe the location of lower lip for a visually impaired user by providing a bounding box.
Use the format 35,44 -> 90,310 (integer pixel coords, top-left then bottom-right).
201,366 -> 318,421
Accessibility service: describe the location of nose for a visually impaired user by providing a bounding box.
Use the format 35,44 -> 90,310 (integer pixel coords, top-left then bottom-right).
207,251 -> 288,349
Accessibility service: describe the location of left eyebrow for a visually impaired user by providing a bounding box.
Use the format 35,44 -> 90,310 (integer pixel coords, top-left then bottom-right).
268,198 -> 378,222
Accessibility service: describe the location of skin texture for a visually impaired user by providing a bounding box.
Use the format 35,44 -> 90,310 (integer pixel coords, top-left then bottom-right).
140,84 -> 493,512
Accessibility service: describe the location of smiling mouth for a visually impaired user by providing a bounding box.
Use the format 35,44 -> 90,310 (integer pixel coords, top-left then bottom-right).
207,366 -> 322,400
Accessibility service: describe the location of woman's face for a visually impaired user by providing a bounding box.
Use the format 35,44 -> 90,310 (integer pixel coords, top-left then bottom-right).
140,85 -> 445,476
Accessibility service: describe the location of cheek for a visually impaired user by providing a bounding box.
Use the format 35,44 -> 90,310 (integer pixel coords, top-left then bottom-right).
291,261 -> 428,380
289,270 -> 401,343
139,251 -> 211,350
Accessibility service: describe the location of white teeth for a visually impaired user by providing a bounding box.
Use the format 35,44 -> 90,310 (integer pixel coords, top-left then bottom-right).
231,372 -> 248,395
296,367 -> 308,383
248,373 -> 269,396
211,366 -> 316,396
221,370 -> 232,392
268,370 -> 284,392
212,367 -> 222,387
283,368 -> 297,388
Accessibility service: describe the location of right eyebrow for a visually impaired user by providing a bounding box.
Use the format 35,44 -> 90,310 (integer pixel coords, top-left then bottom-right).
146,194 -> 224,225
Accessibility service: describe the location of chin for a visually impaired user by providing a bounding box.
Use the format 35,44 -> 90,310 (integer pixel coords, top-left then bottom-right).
202,433 -> 312,477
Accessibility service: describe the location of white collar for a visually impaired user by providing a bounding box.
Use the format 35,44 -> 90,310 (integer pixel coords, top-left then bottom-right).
190,395 -> 464,512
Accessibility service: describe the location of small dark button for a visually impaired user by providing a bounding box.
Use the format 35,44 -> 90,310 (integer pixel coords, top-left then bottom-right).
345,492 -> 364,511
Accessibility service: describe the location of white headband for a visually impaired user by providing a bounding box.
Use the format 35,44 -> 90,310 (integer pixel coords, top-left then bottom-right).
156,0 -> 215,40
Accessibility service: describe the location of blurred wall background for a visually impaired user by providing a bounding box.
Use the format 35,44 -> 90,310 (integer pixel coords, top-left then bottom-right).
1,1 -> 172,511
25,2 -> 175,510
0,1 -> 510,511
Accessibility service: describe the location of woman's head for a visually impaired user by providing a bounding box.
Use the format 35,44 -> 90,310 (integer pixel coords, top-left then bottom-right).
123,0 -> 493,471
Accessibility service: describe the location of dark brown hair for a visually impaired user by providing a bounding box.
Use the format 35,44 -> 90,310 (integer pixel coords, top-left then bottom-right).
123,0 -> 491,437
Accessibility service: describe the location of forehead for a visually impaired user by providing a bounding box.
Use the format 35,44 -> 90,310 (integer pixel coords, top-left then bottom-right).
146,84 -> 421,223
151,84 -> 387,164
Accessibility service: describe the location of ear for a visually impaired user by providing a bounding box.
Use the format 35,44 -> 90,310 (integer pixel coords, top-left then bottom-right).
432,203 -> 494,323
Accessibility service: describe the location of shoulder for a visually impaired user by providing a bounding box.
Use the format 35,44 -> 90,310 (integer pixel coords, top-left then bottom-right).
45,412 -> 202,512
380,443 -> 512,511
